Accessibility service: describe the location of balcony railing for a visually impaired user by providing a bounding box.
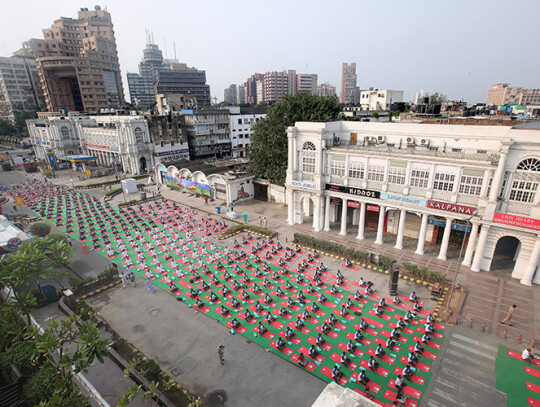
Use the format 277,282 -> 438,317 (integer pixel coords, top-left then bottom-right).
505,201 -> 533,216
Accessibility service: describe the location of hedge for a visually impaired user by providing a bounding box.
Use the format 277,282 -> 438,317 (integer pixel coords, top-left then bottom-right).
222,224 -> 273,238
32,222 -> 51,237
118,200 -> 138,207
293,233 -> 370,263
402,262 -> 447,284
74,174 -> 148,189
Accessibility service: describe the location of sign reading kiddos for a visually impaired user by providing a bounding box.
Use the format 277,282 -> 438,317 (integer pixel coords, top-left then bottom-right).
325,184 -> 380,199
381,193 -> 426,206
427,200 -> 476,215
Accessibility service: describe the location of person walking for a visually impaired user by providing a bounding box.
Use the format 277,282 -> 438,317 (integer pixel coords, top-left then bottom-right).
121,271 -> 128,289
218,344 -> 225,365
500,304 -> 517,326
67,236 -> 72,247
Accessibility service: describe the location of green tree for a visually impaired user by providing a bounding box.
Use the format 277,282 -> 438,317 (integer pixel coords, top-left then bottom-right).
371,111 -> 379,120
248,92 -> 340,185
13,110 -> 37,136
429,92 -> 447,105
0,119 -> 16,136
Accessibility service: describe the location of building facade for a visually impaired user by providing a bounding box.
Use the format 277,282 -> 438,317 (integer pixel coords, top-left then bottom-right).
297,74 -> 318,95
147,115 -> 189,164
155,66 -> 211,108
340,63 -> 357,104
228,106 -> 266,158
0,56 -> 44,123
285,121 -> 540,286
317,83 -> 336,97
359,89 -> 404,111
28,6 -> 125,113
485,83 -> 540,106
245,73 -> 264,105
263,71 -> 289,103
224,84 -> 237,105
27,114 -> 155,174
127,42 -> 167,107
184,110 -> 231,160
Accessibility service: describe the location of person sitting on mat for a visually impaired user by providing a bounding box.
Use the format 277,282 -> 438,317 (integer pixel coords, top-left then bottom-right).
255,302 -> 264,314
233,240 -> 241,248
358,318 -> 368,331
393,295 -> 401,306
347,340 -> 358,353
328,315 -> 338,327
253,285 -> 263,295
321,323 -> 331,334
265,252 -> 272,260
107,249 -> 115,257
168,282 -> 178,292
375,344 -> 386,357
318,294 -> 328,304
385,337 -> 395,349
413,301 -> 422,312
263,279 -> 272,289
421,333 -> 431,344
340,305 -> 349,317
231,298 -> 241,309
242,236 -> 248,245
336,275 -> 344,286
355,290 -> 363,301
378,297 -> 386,308
425,323 -> 435,335
358,370 -> 369,386
522,348 -> 534,363
354,330 -> 364,343
394,374 -> 405,390
375,305 -> 383,317
396,319 -> 406,331
307,284 -> 315,294
407,352 -> 418,366
402,365 -> 413,380
426,313 -> 434,324
279,307 -> 289,317
286,298 -> 295,309
340,351 -> 351,367
254,255 -> 262,263
368,355 -> 379,371
285,280 -> 293,291
222,287 -> 232,297
231,318 -> 241,330
165,275 -> 173,285
332,365 -> 344,381
285,327 -> 295,340
195,298 -> 204,309
345,258 -> 352,267
330,285 -> 339,296
210,292 -> 219,302
276,337 -> 285,351
244,310 -> 254,321
413,341 -> 424,354
295,244 -> 301,253
233,281 -> 243,291
309,345 -> 319,358
220,305 -> 229,315
276,242 -> 283,250
404,311 -> 414,323
265,313 -> 275,324
276,287 -> 284,297
311,302 -> 321,313
258,322 -> 267,335
365,285 -> 374,296
263,294 -> 272,305
298,352 -> 307,367
314,277 -> 323,287
242,291 -> 251,302
297,292 -> 307,304
295,318 -> 304,330
144,270 -> 154,279
391,328 -> 401,340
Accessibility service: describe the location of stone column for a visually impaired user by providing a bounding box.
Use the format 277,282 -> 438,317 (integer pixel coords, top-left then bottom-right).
489,147 -> 510,202
520,235 -> 540,286
357,202 -> 366,240
324,196 -> 331,231
375,206 -> 386,245
437,217 -> 454,260
287,189 -> 295,225
471,225 -> 490,272
339,198 -> 348,236
394,209 -> 407,250
313,196 -> 322,232
415,213 -> 429,255
462,222 -> 480,267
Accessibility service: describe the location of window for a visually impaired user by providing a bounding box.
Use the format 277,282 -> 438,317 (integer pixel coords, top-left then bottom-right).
459,170 -> 484,195
388,162 -> 407,184
60,126 -> 70,140
367,165 -> 385,182
517,158 -> 540,172
134,127 -> 144,144
433,172 -> 455,191
348,161 -> 364,179
410,169 -> 429,188
331,159 -> 345,177
509,181 -> 538,203
302,141 -> 316,173
508,159 -> 540,203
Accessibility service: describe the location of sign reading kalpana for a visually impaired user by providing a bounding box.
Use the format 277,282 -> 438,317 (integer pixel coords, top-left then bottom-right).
381,193 -> 426,206
427,200 -> 477,215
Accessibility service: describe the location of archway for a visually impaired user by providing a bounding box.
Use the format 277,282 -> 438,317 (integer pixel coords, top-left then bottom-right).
140,156 -> 147,173
299,195 -> 314,225
491,236 -> 520,273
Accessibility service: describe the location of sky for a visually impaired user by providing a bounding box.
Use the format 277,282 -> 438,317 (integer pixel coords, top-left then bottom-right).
1,0 -> 539,104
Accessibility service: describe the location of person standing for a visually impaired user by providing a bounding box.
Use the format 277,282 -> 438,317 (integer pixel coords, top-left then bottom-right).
121,271 -> 128,289
500,304 -> 517,326
67,236 -> 72,247
218,344 -> 225,365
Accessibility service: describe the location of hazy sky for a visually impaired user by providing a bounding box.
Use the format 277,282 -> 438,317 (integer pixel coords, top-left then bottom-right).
1,0 -> 539,104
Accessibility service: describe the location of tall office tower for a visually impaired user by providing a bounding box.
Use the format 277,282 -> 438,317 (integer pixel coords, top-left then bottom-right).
154,64 -> 211,108
224,84 -> 237,105
246,73 -> 264,104
236,84 -> 246,105
340,63 -> 357,104
28,6 -> 125,112
297,73 -> 318,94
263,71 -> 289,103
0,50 -> 45,123
317,83 -> 336,97
286,70 -> 297,95
127,38 -> 167,107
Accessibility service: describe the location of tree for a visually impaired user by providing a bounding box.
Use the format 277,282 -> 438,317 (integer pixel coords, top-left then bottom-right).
371,111 -> 379,120
0,119 -> 16,136
429,92 -> 447,105
248,92 -> 340,185
13,110 -> 37,137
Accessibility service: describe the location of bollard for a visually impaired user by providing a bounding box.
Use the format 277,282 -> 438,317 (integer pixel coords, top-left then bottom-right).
482,322 -> 486,332
468,318 -> 473,328
503,329 -> 507,340
518,335 -> 522,344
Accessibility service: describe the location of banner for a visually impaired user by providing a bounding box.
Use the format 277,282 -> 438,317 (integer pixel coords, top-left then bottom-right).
164,175 -> 211,197
493,212 -> 540,231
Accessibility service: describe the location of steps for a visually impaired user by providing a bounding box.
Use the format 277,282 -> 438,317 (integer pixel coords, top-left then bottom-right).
310,382 -> 378,407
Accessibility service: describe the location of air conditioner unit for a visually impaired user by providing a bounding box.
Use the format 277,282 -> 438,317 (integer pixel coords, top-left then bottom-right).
406,137 -> 415,144
420,139 -> 430,146
377,135 -> 386,142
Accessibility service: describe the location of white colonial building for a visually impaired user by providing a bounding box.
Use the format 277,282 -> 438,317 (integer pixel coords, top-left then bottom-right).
28,114 -> 155,175
286,121 -> 540,285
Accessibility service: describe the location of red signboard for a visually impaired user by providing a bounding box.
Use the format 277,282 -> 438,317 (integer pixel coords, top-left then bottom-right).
492,212 -> 540,231
347,201 -> 361,208
366,205 -> 380,212
427,200 -> 476,215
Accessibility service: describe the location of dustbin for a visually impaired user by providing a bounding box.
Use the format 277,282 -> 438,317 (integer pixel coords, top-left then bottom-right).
242,213 -> 248,222
40,284 -> 57,303
141,192 -> 147,200
216,206 -> 221,215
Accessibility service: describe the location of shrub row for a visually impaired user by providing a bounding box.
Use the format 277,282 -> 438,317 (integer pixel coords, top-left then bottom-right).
293,233 -> 370,263
222,224 -> 273,238
68,266 -> 119,295
74,174 -> 148,189
402,262 -> 447,284
118,199 -> 138,207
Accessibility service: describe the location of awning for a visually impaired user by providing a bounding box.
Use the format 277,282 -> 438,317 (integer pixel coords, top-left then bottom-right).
58,155 -> 98,162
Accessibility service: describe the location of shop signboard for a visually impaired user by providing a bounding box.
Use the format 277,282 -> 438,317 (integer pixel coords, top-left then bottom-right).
427,200 -> 476,215
366,205 -> 380,212
325,184 -> 380,199
381,193 -> 426,206
492,212 -> 540,231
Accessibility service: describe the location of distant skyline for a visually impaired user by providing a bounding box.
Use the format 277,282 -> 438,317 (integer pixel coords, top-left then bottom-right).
1,0 -> 539,104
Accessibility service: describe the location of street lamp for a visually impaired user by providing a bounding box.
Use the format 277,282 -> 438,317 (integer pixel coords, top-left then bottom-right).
445,209 -> 479,314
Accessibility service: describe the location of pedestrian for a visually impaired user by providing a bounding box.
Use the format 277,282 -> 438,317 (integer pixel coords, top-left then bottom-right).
263,217 -> 267,228
500,304 -> 517,326
67,236 -> 72,246
121,271 -> 128,289
204,196 -> 209,205
218,344 -> 225,365
258,216 -> 262,227
126,269 -> 136,287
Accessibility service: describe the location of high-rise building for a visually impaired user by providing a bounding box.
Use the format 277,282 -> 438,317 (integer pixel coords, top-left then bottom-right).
317,83 -> 336,97
154,64 -> 211,108
246,73 -> 264,105
340,63 -> 357,104
224,84 -> 237,105
236,84 -> 246,105
28,6 -> 125,113
263,71 -> 289,103
0,53 -> 45,123
127,40 -> 167,107
184,110 -> 231,159
297,74 -> 318,94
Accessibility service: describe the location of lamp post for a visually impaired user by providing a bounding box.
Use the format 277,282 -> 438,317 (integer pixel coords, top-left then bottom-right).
445,210 -> 478,314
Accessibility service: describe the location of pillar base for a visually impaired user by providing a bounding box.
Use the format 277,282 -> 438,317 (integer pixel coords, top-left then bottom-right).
520,279 -> 532,286
437,255 -> 447,261
356,235 -> 364,240
470,266 -> 480,272
314,227 -> 322,232
415,249 -> 424,255
323,227 -> 330,232
339,231 -> 347,236
374,239 -> 383,245
461,260 -> 472,267
394,244 -> 403,250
